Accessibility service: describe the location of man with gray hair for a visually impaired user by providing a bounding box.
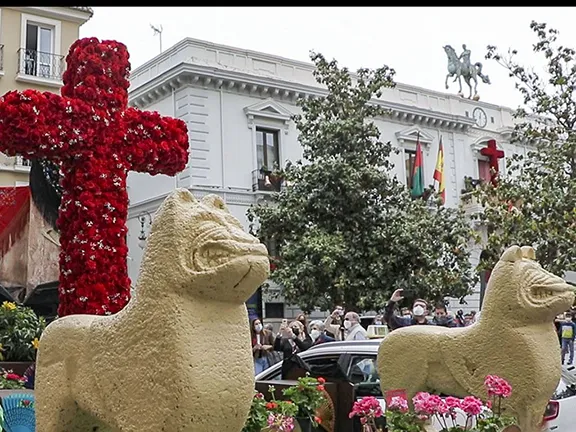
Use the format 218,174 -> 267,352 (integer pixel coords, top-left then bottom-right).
309,320 -> 335,346
324,310 -> 368,341
343,312 -> 368,340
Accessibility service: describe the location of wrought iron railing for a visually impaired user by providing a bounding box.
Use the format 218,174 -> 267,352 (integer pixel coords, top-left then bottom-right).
252,169 -> 282,192
17,48 -> 64,80
0,45 -> 4,71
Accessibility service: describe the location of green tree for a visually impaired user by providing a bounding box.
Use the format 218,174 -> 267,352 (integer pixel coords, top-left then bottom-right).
476,21 -> 576,274
247,52 -> 478,312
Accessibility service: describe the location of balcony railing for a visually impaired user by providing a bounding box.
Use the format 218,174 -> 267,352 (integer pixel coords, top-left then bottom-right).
17,48 -> 64,81
15,156 -> 32,168
0,44 -> 4,71
252,169 -> 282,192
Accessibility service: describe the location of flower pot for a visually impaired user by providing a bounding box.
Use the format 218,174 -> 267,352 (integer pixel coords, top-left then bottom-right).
0,361 -> 34,376
294,417 -> 323,432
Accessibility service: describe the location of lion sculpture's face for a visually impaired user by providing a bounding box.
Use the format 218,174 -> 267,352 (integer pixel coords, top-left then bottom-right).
483,246 -> 574,323
143,189 -> 269,303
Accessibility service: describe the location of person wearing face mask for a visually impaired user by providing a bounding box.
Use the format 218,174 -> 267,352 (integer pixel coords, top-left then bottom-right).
343,312 -> 368,340
251,318 -> 274,375
432,303 -> 457,327
308,320 -> 335,346
384,289 -> 433,331
273,320 -> 311,360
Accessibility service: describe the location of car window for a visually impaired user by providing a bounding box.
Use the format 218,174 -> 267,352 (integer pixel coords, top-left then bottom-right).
348,355 -> 379,385
257,354 -> 341,382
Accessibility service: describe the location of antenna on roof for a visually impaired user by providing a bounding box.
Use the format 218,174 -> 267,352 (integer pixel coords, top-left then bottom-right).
150,23 -> 163,54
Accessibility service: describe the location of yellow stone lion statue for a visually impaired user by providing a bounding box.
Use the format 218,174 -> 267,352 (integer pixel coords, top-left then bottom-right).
34,189 -> 270,432
378,245 -> 575,432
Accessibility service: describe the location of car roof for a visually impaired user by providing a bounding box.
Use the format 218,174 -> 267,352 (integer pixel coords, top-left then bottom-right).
305,339 -> 382,355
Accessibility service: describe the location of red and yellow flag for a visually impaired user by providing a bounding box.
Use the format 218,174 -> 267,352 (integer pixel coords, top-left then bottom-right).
433,137 -> 445,204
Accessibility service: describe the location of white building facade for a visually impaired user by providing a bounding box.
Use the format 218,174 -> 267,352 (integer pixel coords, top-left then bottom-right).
126,37 -> 529,318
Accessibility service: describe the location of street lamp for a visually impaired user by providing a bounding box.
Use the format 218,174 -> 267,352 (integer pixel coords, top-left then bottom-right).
137,211 -> 152,249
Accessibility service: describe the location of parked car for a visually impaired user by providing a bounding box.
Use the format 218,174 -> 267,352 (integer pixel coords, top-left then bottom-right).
541,365 -> 576,432
256,340 -> 575,432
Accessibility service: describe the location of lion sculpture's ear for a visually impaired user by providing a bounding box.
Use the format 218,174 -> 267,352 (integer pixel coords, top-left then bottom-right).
202,194 -> 230,213
520,246 -> 536,261
500,245 -> 523,263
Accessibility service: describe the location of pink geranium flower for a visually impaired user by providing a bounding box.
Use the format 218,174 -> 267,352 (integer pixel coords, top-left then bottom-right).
389,396 -> 409,413
484,375 -> 512,398
461,396 -> 484,416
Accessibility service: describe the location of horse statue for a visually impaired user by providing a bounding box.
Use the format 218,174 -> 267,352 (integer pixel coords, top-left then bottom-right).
443,44 -> 491,100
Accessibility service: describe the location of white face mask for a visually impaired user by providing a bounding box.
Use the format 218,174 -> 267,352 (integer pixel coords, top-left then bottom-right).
412,305 -> 425,317
255,324 -> 263,332
344,320 -> 353,330
310,329 -> 321,340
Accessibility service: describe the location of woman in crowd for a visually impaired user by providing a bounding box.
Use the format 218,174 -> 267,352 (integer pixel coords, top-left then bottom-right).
296,313 -> 310,339
309,320 -> 335,346
251,317 -> 274,375
274,320 -> 312,360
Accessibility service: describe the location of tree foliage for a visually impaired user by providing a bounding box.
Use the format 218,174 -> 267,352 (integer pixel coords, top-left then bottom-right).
477,21 -> 576,274
247,52 -> 478,312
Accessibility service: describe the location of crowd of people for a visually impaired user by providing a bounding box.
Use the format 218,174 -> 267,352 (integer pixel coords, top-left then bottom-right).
384,288 -> 477,330
250,313 -> 337,375
250,289 -> 481,375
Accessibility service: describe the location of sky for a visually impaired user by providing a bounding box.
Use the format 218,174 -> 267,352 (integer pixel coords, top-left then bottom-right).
80,7 -> 576,110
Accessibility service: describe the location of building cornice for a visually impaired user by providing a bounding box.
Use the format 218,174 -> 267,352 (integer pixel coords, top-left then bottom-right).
129,63 -> 476,132
130,37 -> 512,114
7,7 -> 92,24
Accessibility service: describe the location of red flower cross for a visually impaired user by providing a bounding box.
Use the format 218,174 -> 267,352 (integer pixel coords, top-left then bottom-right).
0,38 -> 189,316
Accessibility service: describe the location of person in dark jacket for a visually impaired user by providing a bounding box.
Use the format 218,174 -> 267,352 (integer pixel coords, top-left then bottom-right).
384,289 -> 433,331
274,320 -> 312,359
432,303 -> 458,327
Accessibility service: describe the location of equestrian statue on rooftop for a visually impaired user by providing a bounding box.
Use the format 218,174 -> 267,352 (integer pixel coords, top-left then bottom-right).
443,44 -> 491,100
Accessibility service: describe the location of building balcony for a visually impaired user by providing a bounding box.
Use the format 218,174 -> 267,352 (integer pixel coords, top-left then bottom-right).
16,49 -> 64,88
252,169 -> 283,193
460,192 -> 484,216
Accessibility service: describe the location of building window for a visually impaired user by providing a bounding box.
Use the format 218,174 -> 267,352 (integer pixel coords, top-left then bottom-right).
256,128 -> 280,171
478,159 -> 492,183
265,302 -> 285,319
405,149 -> 417,187
490,116 -> 495,124
25,22 -> 54,78
19,14 -> 62,81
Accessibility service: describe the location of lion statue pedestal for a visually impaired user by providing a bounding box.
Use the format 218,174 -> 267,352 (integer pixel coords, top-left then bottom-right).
378,245 -> 575,432
34,189 -> 270,432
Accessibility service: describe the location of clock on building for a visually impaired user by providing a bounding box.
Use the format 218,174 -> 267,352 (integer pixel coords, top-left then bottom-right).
473,107 -> 487,128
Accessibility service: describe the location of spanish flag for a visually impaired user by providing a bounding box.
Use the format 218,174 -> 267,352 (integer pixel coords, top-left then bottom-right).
433,137 -> 446,204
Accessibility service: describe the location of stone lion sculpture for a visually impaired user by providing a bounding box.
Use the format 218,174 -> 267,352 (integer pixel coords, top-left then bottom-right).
378,245 -> 575,432
35,189 -> 270,432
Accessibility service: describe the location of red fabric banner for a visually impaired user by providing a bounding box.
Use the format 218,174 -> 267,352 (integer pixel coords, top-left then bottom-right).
0,187 -> 30,257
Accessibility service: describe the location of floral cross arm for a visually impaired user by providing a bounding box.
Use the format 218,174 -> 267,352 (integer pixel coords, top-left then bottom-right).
0,90 -> 90,159
123,108 -> 190,176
